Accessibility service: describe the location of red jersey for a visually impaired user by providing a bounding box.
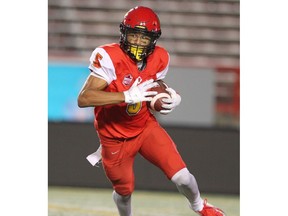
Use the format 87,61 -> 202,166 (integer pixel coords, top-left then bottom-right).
88,43 -> 170,139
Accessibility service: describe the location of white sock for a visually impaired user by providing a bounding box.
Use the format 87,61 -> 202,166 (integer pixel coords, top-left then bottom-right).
171,168 -> 204,212
112,190 -> 132,216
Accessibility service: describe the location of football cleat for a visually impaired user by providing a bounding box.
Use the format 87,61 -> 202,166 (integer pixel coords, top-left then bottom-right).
197,199 -> 225,216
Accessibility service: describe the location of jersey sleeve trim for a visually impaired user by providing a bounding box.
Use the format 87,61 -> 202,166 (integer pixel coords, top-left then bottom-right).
89,71 -> 108,81
88,47 -> 117,85
156,52 -> 170,80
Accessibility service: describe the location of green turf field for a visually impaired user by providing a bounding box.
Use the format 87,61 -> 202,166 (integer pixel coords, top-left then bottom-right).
48,186 -> 239,216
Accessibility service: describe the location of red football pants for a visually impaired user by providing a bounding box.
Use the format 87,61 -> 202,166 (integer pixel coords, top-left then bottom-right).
99,118 -> 186,196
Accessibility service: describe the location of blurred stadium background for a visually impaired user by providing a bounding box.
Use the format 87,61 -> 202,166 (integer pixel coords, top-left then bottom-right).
48,0 -> 240,215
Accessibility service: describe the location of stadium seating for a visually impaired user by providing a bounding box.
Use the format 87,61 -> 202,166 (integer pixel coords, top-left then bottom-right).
48,0 -> 239,68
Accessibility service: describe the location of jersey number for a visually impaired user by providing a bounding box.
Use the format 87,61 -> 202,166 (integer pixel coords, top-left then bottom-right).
126,102 -> 142,116
93,53 -> 103,68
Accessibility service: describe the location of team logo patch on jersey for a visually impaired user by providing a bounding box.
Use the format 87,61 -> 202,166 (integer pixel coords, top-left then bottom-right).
123,74 -> 133,86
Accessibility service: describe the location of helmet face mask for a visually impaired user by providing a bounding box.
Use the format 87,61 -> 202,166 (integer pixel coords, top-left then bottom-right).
119,6 -> 161,62
120,26 -> 159,61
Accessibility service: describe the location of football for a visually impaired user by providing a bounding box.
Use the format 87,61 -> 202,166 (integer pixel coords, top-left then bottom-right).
147,80 -> 171,112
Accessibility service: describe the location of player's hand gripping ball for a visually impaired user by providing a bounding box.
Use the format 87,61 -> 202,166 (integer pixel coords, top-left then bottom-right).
147,80 -> 172,112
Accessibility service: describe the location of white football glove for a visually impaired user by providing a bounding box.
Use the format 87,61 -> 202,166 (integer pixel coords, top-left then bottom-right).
160,87 -> 181,114
123,77 -> 158,104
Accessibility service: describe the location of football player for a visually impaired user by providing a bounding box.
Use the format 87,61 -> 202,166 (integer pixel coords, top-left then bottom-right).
78,6 -> 225,216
